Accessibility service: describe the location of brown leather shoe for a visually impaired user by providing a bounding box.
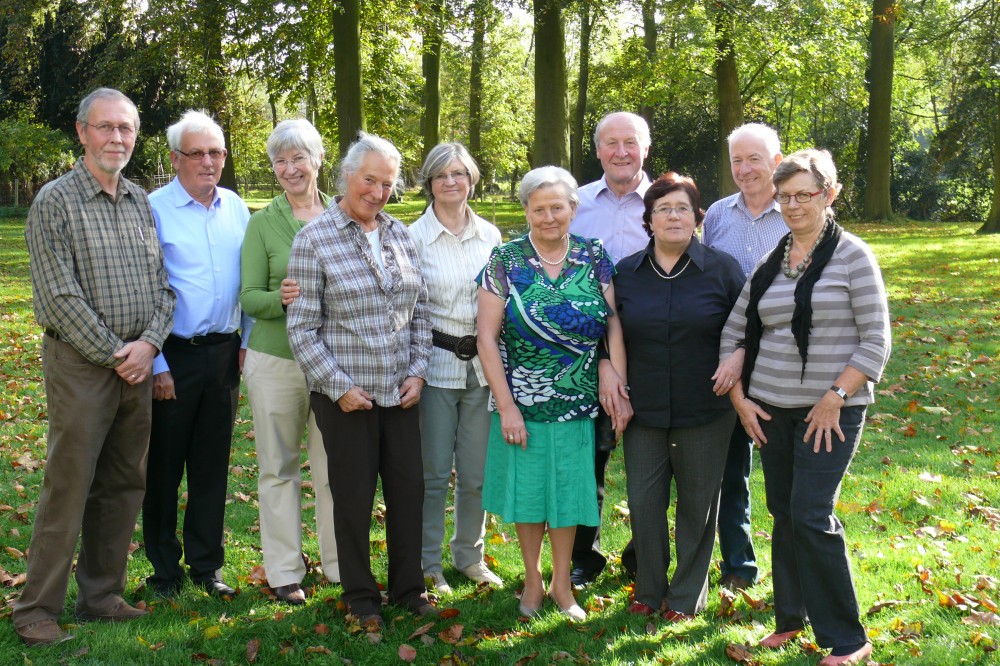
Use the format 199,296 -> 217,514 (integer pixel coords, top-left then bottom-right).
720,573 -> 752,592
272,583 -> 306,605
76,601 -> 148,623
16,619 -> 74,646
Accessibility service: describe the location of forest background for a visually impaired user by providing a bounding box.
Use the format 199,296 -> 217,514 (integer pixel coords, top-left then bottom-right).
0,0 -> 999,231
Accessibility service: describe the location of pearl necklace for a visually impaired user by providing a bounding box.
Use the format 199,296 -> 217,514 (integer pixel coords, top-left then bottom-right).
782,223 -> 827,279
647,254 -> 692,280
527,232 -> 570,266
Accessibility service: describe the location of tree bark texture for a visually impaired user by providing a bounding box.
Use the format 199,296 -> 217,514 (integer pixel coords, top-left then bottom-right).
199,0 -> 238,193
570,0 -> 591,182
639,0 -> 657,144
469,0 -> 487,197
861,0 -> 896,222
333,0 -> 365,158
978,89 -> 1000,233
712,5 -> 743,197
422,0 -> 443,161
533,0 -> 568,168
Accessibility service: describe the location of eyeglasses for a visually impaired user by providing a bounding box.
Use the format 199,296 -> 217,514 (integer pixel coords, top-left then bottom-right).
273,155 -> 310,170
176,148 -> 228,161
651,205 -> 693,216
774,189 -> 825,204
83,122 -> 136,138
432,170 -> 470,183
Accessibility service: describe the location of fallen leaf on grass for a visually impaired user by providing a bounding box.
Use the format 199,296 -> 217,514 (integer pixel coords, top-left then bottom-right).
918,472 -> 942,483
203,624 -> 222,639
439,607 -> 460,619
0,564 -> 26,587
4,546 -> 24,559
740,590 -> 771,612
306,646 -> 332,655
408,622 -> 435,640
314,623 -> 330,634
725,643 -> 760,664
514,653 -> 538,665
192,654 -> 224,665
247,565 -> 268,586
246,638 -> 261,663
439,623 -> 463,644
963,611 -> 1000,626
921,406 -> 951,415
72,646 -> 89,657
137,636 -> 164,650
867,600 -> 905,616
399,644 -> 418,661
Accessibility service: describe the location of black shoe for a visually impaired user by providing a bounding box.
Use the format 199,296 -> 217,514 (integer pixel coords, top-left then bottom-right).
197,579 -> 236,598
719,573 -> 752,592
570,567 -> 598,588
147,578 -> 181,599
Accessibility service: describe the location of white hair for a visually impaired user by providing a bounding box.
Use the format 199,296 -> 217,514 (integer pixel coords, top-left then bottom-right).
727,123 -> 781,157
336,132 -> 402,195
267,119 -> 325,170
593,112 -> 651,151
518,166 -> 579,208
166,110 -> 225,151
77,88 -> 140,132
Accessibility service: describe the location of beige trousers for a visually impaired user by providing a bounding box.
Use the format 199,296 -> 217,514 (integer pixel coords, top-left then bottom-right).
244,349 -> 338,586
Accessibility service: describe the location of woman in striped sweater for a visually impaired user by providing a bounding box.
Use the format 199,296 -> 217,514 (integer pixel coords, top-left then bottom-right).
720,149 -> 891,666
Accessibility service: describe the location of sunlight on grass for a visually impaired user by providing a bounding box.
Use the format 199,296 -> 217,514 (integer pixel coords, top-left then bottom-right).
1,216 -> 998,664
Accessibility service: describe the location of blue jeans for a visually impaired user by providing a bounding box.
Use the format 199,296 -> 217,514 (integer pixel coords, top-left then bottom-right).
717,423 -> 758,582
757,402 -> 868,653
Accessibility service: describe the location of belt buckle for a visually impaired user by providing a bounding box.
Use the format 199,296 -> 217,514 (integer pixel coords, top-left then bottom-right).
455,335 -> 477,361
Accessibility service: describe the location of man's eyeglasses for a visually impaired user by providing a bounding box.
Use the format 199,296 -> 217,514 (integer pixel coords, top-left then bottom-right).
651,205 -> 693,216
176,148 -> 228,161
774,189 -> 825,204
273,155 -> 310,170
83,122 -> 136,138
432,171 -> 470,183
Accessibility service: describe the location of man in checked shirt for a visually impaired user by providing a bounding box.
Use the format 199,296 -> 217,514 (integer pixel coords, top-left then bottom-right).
14,88 -> 175,646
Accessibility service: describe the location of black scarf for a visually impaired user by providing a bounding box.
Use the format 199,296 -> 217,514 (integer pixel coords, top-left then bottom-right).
741,219 -> 843,390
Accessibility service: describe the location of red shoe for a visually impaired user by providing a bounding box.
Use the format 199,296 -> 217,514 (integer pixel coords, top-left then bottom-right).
661,608 -> 695,623
627,601 -> 656,616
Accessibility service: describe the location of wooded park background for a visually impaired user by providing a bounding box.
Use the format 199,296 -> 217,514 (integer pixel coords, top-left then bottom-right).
0,0 -> 998,231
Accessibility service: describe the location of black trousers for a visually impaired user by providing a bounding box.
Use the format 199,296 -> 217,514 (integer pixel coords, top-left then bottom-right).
143,334 -> 240,586
311,393 -> 428,616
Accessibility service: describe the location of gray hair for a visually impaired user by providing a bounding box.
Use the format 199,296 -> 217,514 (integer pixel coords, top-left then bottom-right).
418,142 -> 480,203
518,166 -> 579,208
77,88 -> 140,132
727,123 -> 781,158
267,119 -> 325,170
336,132 -> 402,195
593,112 -> 651,151
773,148 -> 842,220
166,110 -> 225,151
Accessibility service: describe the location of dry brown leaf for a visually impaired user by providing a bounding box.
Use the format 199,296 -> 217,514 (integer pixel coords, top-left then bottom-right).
963,611 -> 1000,626
725,643 -> 760,665
399,644 -> 418,662
439,607 -> 460,619
246,638 -> 261,663
514,653 -> 538,665
439,623 -> 464,644
408,622 -> 435,640
4,546 -> 24,559
314,623 -> 330,634
306,646 -> 332,654
867,599 -> 905,616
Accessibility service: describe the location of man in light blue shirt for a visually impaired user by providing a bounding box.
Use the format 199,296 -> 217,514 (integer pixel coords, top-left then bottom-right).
702,122 -> 787,592
568,111 -> 651,587
144,110 -> 251,599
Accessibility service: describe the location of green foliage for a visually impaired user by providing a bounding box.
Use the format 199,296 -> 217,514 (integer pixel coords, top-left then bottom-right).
0,118 -> 75,184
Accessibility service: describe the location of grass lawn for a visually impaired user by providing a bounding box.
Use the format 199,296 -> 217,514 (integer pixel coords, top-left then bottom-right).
1,214 -> 998,665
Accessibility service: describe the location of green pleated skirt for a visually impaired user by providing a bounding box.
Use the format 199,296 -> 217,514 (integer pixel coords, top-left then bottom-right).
482,412 -> 599,529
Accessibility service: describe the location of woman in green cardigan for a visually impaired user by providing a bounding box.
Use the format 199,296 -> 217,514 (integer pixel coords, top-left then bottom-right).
240,119 -> 337,605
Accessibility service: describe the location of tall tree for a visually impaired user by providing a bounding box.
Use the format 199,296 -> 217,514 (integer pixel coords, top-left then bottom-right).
710,2 -> 743,197
198,0 -> 238,192
861,0 -> 896,221
468,0 -> 494,197
533,0 -> 568,167
570,0 -> 592,182
984,94 -> 1000,233
333,0 -> 365,157
421,0 -> 444,160
639,0 -> 657,139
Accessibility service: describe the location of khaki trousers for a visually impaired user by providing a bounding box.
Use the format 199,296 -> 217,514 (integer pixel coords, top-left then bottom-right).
244,349 -> 339,586
14,334 -> 150,627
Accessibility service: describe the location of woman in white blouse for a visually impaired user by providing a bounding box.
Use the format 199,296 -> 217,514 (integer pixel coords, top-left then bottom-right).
409,143 -> 503,594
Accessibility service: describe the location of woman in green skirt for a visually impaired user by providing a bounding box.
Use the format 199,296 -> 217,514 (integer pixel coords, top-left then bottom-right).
476,166 -> 630,622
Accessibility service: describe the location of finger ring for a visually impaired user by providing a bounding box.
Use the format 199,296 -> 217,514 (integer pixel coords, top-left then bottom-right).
728,380 -> 735,385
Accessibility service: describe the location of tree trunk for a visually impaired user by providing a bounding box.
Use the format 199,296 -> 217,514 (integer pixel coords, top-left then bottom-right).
200,0 -> 238,193
978,89 -> 1000,234
333,0 -> 365,158
712,5 -> 743,197
421,0 -> 443,160
861,0 -> 896,222
639,0 -> 657,142
532,0 -> 568,168
570,0 -> 591,182
469,0 -> 487,197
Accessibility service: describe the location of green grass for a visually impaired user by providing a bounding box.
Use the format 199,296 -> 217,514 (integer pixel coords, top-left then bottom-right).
1,216 -> 999,664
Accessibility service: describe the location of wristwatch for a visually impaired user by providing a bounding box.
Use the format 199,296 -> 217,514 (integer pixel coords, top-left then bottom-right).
830,385 -> 849,401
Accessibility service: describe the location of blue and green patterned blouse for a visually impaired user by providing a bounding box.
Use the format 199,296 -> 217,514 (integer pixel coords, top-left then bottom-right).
477,234 -> 615,423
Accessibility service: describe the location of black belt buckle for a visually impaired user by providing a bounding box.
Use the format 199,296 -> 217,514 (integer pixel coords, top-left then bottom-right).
431,329 -> 478,361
